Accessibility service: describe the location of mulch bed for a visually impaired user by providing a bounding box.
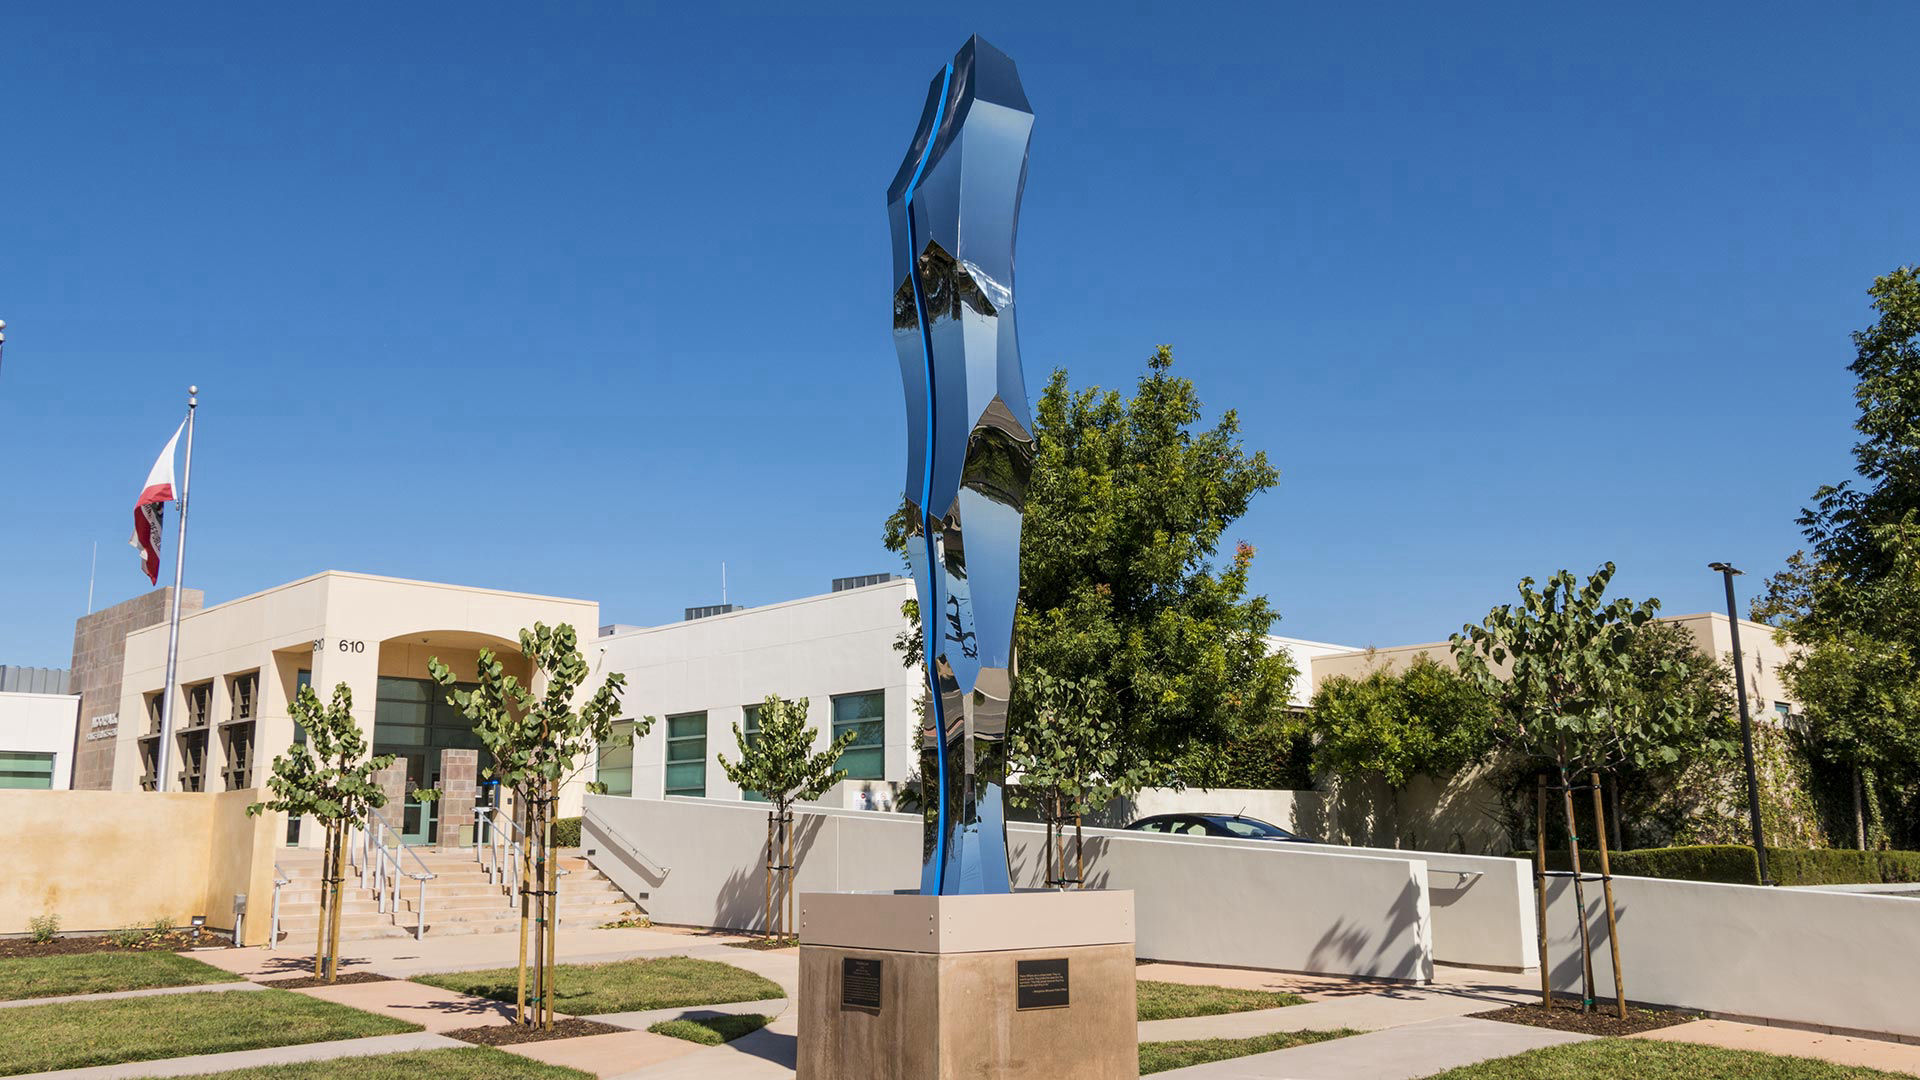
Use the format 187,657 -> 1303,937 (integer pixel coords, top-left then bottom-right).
1472,999 -> 1698,1036
724,936 -> 798,951
0,931 -> 232,959
444,1019 -> 626,1046
260,972 -> 393,989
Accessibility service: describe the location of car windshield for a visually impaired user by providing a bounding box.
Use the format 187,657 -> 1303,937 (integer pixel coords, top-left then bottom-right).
1207,816 -> 1289,838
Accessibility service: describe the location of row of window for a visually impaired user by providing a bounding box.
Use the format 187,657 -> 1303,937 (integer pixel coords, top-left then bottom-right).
597,690 -> 888,799
140,672 -> 264,792
0,751 -> 56,789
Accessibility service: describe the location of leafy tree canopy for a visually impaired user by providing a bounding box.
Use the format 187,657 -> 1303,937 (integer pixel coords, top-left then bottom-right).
1306,654 -> 1493,790
885,346 -> 1295,787
1007,670 -> 1129,819
718,694 -> 854,812
249,682 -> 394,824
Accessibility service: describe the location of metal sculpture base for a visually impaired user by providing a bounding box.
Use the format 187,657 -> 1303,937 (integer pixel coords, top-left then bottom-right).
796,890 -> 1138,1080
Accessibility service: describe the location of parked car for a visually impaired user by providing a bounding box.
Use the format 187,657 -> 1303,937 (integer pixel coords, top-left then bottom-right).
1122,813 -> 1317,843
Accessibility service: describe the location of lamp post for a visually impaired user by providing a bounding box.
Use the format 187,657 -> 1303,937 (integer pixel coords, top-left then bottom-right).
1710,562 -> 1772,886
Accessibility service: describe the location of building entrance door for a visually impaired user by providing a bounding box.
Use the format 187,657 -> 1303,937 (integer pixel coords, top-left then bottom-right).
394,751 -> 440,845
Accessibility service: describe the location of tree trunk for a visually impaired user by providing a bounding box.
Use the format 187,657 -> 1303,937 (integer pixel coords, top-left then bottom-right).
516,791 -> 531,1025
314,823 -> 331,979
1533,775 -> 1550,1009
1854,766 -> 1866,850
326,822 -> 346,982
544,780 -> 559,1030
765,810 -> 776,937
1590,772 -> 1626,1019
783,810 -> 795,943
1608,774 -> 1624,852
1559,761 -> 1596,1012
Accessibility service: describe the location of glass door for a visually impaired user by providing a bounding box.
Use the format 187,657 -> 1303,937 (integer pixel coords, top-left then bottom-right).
395,751 -> 440,845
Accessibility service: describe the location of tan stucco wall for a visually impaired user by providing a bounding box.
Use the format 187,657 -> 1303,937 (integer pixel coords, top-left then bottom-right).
0,789 -> 280,944
109,572 -> 599,829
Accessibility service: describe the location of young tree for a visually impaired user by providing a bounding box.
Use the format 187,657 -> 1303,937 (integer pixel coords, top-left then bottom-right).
429,623 -> 634,1030
1451,563 -> 1705,1016
1006,671 -> 1139,887
1305,655 -> 1493,847
248,683 -> 396,983
885,346 -> 1295,789
717,694 -> 853,940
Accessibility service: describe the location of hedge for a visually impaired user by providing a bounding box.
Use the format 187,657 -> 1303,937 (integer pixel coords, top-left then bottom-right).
1514,844 -> 1920,886
552,816 -> 582,848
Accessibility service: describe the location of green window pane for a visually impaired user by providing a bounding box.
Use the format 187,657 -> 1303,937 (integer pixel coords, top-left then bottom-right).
599,720 -> 635,774
599,766 -> 633,798
832,692 -> 885,723
742,790 -> 767,802
375,725 -> 428,747
664,761 -> 705,796
667,738 -> 705,763
838,719 -> 884,748
0,752 -> 55,789
376,677 -> 430,703
837,746 -> 885,782
667,713 -> 706,739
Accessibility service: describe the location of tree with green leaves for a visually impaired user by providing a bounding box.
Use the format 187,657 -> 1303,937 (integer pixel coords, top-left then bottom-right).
1006,670 -> 1132,887
1305,655 -> 1493,846
248,682 -> 396,983
1759,267 -> 1920,848
428,622 -> 635,1031
885,346 -> 1295,791
1451,563 -> 1707,1016
717,694 -> 853,941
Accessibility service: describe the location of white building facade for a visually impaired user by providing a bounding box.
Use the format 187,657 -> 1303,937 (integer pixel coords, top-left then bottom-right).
0,690 -> 79,790
591,578 -> 922,809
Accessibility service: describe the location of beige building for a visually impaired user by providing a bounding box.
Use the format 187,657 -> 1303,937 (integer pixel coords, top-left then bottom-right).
1308,612 -> 1802,722
107,571 -> 599,844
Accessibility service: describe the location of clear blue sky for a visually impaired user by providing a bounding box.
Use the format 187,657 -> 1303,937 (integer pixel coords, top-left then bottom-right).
2,4 -> 1915,666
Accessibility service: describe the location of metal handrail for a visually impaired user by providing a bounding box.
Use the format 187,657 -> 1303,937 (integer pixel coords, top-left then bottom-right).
268,864 -> 290,950
589,812 -> 671,880
353,807 -> 437,940
478,803 -> 526,898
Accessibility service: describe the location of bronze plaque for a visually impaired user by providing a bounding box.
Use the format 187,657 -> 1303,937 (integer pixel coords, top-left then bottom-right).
1016,958 -> 1070,1010
841,956 -> 883,1011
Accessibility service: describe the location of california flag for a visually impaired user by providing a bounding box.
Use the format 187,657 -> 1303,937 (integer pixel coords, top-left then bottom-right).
130,422 -> 185,584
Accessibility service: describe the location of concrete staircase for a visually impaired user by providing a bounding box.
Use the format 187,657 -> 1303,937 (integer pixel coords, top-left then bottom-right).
273,848 -> 642,943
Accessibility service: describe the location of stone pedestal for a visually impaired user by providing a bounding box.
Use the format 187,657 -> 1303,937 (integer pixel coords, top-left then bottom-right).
797,890 -> 1137,1080
437,748 -> 478,848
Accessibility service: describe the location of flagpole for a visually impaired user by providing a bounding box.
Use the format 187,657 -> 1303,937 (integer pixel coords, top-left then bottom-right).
152,386 -> 198,793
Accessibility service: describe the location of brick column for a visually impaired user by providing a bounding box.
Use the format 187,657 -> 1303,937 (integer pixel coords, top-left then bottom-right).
374,760 -> 408,817
438,748 -> 478,849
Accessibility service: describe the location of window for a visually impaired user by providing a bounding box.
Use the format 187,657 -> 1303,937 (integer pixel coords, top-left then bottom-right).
1775,702 -> 1792,721
146,693 -> 164,735
177,729 -> 207,792
185,683 -> 212,729
373,676 -> 484,753
221,721 -> 255,789
740,705 -> 766,802
0,751 -> 55,789
231,673 -> 257,722
831,691 -> 885,781
664,712 -> 707,797
597,720 -> 636,798
139,693 -> 163,790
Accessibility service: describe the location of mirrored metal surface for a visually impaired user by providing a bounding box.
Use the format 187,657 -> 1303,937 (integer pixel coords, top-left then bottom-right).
888,36 -> 1035,896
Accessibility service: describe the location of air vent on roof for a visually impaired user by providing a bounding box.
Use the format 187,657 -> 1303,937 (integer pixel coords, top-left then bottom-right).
684,604 -> 740,621
832,573 -> 896,592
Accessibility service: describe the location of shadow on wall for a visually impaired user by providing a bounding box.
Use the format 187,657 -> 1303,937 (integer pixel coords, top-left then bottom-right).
1306,878 -> 1430,982
707,812 -> 828,933
1543,876 -> 1626,996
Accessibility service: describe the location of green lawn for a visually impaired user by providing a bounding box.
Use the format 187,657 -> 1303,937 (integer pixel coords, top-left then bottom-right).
158,1047 -> 589,1080
1421,1040 -> 1915,1079
0,951 -> 243,1001
1136,979 -> 1307,1021
1140,1029 -> 1356,1074
412,956 -> 783,1017
647,1013 -> 772,1045
0,988 -> 419,1076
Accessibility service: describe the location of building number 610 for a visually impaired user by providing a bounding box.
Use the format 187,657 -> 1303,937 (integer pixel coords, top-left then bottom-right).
338,640 -> 366,653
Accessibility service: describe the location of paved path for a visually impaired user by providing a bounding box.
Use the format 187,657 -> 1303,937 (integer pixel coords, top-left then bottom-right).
0,981 -> 261,1011
1154,1016 -> 1591,1079
1637,1019 -> 1920,1076
17,1033 -> 464,1080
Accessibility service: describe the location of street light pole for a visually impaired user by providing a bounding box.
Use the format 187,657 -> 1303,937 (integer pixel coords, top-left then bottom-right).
1711,562 -> 1772,886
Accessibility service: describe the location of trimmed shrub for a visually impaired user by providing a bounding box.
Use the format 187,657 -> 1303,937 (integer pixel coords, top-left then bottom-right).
1766,847 -> 1920,886
552,816 -> 582,848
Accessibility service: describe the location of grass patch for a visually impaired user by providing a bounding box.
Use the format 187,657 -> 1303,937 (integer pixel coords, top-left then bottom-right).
154,1046 -> 590,1079
1420,1039 -> 1916,1079
413,956 -> 782,1017
0,987 -> 417,1076
1135,979 -> 1306,1021
0,951 -> 242,1001
647,1013 -> 772,1045
1140,1029 -> 1355,1074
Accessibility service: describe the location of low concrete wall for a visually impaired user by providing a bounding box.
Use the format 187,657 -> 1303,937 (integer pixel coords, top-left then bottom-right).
1543,873 -> 1920,1040
585,794 -> 1435,981
0,789 -> 281,945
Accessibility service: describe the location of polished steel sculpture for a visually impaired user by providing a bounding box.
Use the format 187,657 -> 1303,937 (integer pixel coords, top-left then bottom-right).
888,36 -> 1035,896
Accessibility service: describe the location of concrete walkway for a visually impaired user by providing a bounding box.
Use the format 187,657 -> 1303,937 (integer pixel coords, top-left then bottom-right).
1152,1016 -> 1590,1079
1637,1019 -> 1920,1075
18,1033 -> 464,1080
0,980 -> 261,1011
